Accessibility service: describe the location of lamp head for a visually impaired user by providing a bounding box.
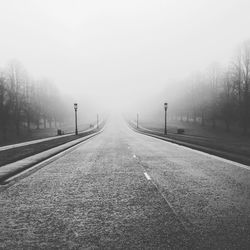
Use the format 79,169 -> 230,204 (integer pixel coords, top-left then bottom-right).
164,102 -> 168,110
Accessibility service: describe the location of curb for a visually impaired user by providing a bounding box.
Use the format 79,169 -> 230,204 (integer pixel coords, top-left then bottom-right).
128,122 -> 250,166
0,129 -> 103,186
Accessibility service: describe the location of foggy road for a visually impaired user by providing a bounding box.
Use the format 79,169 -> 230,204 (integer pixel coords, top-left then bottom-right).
1,117 -> 250,249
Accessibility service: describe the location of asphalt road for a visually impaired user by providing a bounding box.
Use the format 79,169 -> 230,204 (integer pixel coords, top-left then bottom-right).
1,117 -> 250,249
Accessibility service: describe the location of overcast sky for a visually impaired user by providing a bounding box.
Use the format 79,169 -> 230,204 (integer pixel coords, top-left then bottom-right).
0,0 -> 250,111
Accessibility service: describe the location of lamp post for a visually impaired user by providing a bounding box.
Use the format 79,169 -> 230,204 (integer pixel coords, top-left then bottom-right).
74,103 -> 78,135
137,113 -> 139,128
164,102 -> 168,135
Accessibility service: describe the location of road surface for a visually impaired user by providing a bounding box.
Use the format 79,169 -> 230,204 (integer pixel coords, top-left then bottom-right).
1,117 -> 250,249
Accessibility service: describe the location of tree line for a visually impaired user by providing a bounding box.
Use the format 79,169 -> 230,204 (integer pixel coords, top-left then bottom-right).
0,61 -> 68,142
171,40 -> 250,134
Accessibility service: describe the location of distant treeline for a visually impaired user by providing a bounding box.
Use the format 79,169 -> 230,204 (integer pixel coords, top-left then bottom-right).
0,61 -> 68,142
171,40 -> 250,134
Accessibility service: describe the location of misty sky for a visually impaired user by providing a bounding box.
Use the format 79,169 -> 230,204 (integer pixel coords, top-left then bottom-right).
1,0 -> 250,111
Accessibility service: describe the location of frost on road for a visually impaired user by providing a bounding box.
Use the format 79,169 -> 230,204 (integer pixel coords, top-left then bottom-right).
1,118 -> 250,249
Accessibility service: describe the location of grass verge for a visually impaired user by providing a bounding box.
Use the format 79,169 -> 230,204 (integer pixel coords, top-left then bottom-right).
129,121 -> 250,166
0,126 -> 103,167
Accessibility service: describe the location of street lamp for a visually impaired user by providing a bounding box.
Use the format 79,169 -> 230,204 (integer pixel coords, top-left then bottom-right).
74,103 -> 78,135
164,102 -> 168,135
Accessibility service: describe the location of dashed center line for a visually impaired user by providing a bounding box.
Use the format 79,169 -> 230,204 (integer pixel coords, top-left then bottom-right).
144,172 -> 151,180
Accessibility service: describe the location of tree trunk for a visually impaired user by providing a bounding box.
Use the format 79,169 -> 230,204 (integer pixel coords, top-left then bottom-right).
27,113 -> 30,131
193,111 -> 197,123
201,110 -> 205,126
1,116 -> 7,143
15,110 -> 20,136
15,118 -> 20,136
43,116 -> 46,129
54,118 -> 57,128
2,123 -> 7,142
36,119 -> 40,129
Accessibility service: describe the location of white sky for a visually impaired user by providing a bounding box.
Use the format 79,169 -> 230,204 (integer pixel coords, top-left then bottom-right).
0,0 -> 250,112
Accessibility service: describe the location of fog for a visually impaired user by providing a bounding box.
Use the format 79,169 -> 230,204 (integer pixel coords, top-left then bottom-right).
1,0 -> 250,115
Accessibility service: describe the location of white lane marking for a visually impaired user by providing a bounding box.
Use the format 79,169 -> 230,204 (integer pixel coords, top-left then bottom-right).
133,154 -> 136,158
144,172 -> 151,180
143,134 -> 250,170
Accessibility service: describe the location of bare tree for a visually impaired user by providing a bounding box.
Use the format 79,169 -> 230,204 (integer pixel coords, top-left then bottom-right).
240,41 -> 250,134
0,60 -> 70,144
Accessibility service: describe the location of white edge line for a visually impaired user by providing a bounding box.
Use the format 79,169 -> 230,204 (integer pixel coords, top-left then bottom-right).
144,172 -> 151,180
138,133 -> 250,170
175,143 -> 250,170
2,132 -> 102,185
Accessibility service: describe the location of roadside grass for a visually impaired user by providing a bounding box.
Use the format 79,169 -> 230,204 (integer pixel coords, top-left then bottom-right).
0,125 -> 102,167
0,123 -> 91,147
136,120 -> 250,159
